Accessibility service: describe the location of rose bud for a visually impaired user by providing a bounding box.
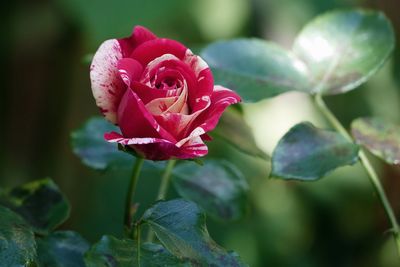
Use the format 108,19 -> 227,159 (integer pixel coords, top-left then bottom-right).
90,26 -> 241,160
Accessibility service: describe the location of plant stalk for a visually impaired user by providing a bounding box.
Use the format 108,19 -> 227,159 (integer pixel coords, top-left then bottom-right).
314,93 -> 400,256
124,157 -> 145,231
156,159 -> 177,200
137,223 -> 141,267
146,159 -> 177,242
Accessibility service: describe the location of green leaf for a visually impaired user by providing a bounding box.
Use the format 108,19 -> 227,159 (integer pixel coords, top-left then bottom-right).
0,178 -> 70,235
173,160 -> 248,222
142,199 -> 247,266
139,243 -> 190,267
201,39 -> 309,102
293,9 -> 395,95
351,117 -> 400,165
71,117 -> 133,170
84,235 -> 188,267
0,206 -> 36,266
212,108 -> 268,159
271,122 -> 359,180
36,231 -> 89,267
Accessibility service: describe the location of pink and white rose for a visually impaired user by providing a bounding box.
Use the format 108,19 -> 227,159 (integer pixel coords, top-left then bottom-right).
90,26 -> 240,160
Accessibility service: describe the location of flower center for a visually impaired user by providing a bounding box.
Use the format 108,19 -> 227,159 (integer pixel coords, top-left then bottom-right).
155,77 -> 182,90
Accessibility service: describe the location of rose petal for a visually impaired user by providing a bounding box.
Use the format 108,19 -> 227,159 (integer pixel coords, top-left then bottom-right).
201,133 -> 213,141
184,50 -> 214,113
145,96 -> 178,115
130,38 -> 187,66
117,89 -> 176,142
90,39 -> 125,124
177,136 -> 208,158
118,26 -> 157,57
131,81 -> 171,104
117,58 -> 143,86
133,136 -> 207,160
105,131 -> 171,145
154,97 -> 211,140
141,54 -> 197,90
187,85 -> 241,136
145,80 -> 188,115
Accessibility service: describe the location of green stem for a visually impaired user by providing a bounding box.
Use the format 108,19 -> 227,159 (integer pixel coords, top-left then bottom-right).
156,160 -> 177,200
314,94 -> 400,256
137,224 -> 141,267
124,158 -> 145,231
146,159 -> 177,242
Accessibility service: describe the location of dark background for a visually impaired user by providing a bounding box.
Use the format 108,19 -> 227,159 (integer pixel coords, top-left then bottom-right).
1,0 -> 400,266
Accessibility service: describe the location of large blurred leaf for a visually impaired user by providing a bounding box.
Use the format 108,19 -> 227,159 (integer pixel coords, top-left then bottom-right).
351,117 -> 400,165
142,199 -> 247,266
36,231 -> 89,267
201,39 -> 309,102
212,108 -> 268,158
293,9 -> 394,95
0,178 -> 70,235
71,117 -> 132,170
84,235 -> 188,267
271,122 -> 359,180
173,160 -> 248,222
0,206 -> 36,266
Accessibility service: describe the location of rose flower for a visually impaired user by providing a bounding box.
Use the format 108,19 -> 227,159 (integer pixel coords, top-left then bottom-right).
90,26 -> 241,160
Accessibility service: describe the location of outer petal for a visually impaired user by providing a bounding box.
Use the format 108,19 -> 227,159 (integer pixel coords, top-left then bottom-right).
184,50 -> 214,112
105,132 -> 208,161
175,136 -> 208,158
134,136 -> 208,160
90,39 -> 125,124
118,89 -> 176,142
105,131 -> 171,145
118,26 -> 157,57
187,85 -> 241,135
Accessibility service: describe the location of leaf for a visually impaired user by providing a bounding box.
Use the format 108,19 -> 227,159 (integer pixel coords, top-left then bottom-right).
212,108 -> 268,159
293,9 -> 395,95
139,243 -> 191,267
201,39 -> 309,102
0,178 -> 70,235
71,117 -> 133,170
351,117 -> 400,165
271,122 -> 359,180
173,160 -> 248,222
36,231 -> 89,267
0,206 -> 36,266
142,199 -> 247,266
84,235 -> 188,267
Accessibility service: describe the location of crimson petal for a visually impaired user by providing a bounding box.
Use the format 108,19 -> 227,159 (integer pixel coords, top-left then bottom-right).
117,58 -> 143,86
117,89 -> 176,142
130,38 -> 187,66
118,26 -> 157,57
190,85 -> 241,134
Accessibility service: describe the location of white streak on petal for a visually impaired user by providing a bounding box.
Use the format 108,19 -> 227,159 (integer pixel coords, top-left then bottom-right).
90,39 -> 124,124
184,49 -> 209,77
176,127 -> 206,147
118,69 -> 131,86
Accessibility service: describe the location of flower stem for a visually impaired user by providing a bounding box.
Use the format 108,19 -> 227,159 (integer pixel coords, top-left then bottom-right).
124,157 -> 145,231
314,93 -> 400,256
136,223 -> 141,267
146,159 -> 177,242
156,159 -> 177,200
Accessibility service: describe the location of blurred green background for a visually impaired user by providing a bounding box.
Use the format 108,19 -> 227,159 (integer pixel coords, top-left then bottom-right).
1,0 -> 400,266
